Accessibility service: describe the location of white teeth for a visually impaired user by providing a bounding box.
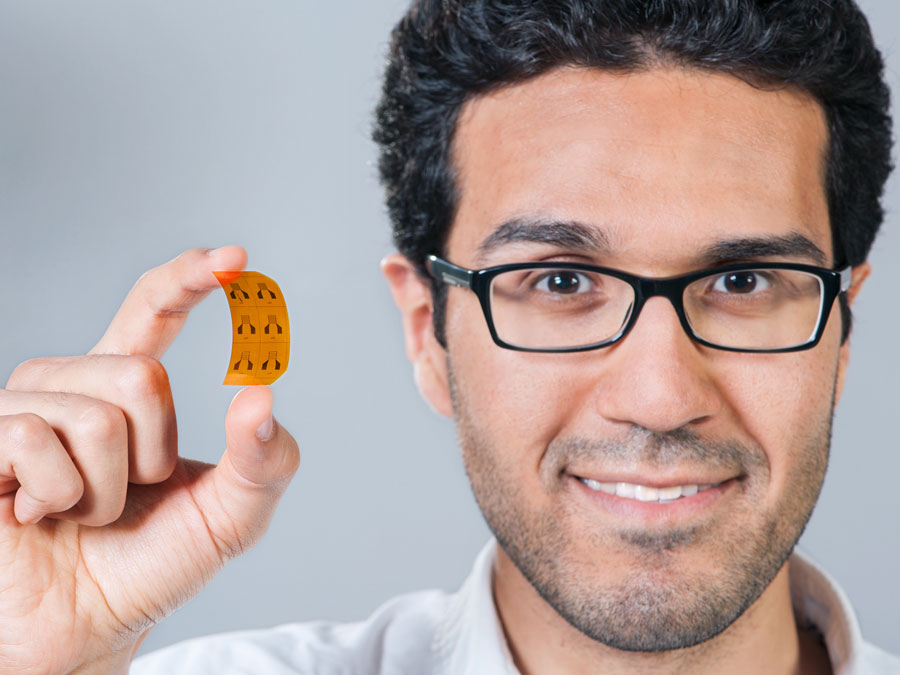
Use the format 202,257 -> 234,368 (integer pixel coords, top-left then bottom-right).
615,482 -> 636,498
658,485 -> 683,500
634,485 -> 659,502
598,482 -> 617,495
582,479 -> 617,495
580,478 -> 721,503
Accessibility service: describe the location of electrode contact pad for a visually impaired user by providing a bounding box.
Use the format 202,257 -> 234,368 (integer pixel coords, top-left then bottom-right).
214,271 -> 290,385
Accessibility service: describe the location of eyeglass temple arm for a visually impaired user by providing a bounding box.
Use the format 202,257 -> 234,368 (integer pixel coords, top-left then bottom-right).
427,255 -> 475,289
839,267 -> 853,293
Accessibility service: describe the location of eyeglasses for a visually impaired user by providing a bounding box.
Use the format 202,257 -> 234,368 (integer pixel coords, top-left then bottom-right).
426,255 -> 852,353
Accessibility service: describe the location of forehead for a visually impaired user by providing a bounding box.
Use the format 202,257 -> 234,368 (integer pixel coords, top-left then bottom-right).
447,67 -> 831,271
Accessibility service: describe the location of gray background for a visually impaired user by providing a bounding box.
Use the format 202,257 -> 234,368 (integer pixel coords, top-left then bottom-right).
0,0 -> 896,659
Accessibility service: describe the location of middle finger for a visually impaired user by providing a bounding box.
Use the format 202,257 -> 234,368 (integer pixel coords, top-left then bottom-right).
6,354 -> 177,484
0,390 -> 129,526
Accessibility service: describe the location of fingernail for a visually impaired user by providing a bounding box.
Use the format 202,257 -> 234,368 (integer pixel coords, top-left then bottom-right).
256,414 -> 275,442
207,246 -> 228,257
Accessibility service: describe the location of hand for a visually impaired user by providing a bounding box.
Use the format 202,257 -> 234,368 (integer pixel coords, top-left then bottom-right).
0,247 -> 300,674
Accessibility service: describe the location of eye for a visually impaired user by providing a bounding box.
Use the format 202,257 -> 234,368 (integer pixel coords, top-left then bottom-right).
711,271 -> 771,294
535,270 -> 593,294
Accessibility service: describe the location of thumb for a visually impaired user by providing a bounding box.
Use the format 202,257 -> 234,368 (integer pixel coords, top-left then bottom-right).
200,386 -> 300,556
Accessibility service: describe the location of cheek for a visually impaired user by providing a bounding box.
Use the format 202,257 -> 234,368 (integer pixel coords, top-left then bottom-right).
447,303 -> 592,473
452,352 -> 576,454
717,348 -> 838,492
739,310 -> 843,429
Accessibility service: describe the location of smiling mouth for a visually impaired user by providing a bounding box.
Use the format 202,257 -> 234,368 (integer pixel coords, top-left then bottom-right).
578,478 -> 725,504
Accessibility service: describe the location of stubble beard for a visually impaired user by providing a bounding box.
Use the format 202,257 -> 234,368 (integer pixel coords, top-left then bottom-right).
448,362 -> 832,653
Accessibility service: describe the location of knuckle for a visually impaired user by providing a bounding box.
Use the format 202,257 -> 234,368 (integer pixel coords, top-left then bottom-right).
174,248 -> 208,264
115,355 -> 171,400
5,358 -> 54,390
130,268 -> 156,296
5,413 -> 52,447
75,402 -> 126,444
138,249 -> 198,286
131,265 -> 166,303
58,474 -> 85,507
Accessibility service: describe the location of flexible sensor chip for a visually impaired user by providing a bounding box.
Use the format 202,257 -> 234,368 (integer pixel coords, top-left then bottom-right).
214,271 -> 290,385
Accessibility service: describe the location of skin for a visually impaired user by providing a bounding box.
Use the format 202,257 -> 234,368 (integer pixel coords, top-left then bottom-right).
0,246 -> 301,673
383,67 -> 870,674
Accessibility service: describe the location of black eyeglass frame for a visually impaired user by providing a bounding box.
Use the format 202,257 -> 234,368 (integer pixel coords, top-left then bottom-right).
426,254 -> 852,354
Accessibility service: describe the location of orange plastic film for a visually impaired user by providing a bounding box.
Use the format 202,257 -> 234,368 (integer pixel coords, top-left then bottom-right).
214,271 -> 290,386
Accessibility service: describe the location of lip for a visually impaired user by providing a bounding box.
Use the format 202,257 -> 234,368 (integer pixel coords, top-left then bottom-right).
566,473 -> 740,521
568,470 -> 738,489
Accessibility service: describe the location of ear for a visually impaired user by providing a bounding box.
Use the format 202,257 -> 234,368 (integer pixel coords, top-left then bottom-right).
834,262 -> 871,405
381,254 -> 454,417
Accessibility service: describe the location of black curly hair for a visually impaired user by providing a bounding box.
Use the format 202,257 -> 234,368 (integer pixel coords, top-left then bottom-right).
374,0 -> 893,344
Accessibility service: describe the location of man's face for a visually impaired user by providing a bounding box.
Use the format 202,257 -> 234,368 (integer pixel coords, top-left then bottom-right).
436,67 -> 854,650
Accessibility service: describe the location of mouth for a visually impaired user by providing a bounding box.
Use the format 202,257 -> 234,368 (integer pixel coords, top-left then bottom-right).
566,472 -> 742,520
577,478 -> 723,504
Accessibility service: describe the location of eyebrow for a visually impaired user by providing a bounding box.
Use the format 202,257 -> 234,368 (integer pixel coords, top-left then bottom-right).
703,233 -> 827,266
476,218 -> 610,261
475,218 -> 828,267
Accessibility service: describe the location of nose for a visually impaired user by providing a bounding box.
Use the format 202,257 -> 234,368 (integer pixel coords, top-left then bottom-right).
591,296 -> 722,432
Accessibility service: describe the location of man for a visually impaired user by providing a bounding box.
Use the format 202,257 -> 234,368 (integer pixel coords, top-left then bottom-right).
0,0 -> 896,673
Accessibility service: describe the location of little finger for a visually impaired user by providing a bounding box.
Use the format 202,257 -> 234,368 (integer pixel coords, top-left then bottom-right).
0,413 -> 84,525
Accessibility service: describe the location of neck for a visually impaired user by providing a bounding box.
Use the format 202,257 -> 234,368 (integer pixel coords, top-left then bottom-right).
492,545 -> 831,675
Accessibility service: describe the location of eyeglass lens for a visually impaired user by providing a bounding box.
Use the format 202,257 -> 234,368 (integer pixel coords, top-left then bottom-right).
487,267 -> 825,351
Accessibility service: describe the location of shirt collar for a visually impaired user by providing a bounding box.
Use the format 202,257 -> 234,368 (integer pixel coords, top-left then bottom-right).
436,541 -> 866,674
790,549 -> 865,674
432,540 -> 519,674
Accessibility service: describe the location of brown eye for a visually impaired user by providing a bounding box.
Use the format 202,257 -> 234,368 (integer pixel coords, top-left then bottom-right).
726,273 -> 756,293
712,271 -> 769,294
537,271 -> 587,294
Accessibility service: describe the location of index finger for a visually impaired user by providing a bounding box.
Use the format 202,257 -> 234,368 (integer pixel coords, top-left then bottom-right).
91,246 -> 247,359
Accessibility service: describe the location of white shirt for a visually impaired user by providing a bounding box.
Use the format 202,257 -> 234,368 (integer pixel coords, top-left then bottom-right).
131,541 -> 900,674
